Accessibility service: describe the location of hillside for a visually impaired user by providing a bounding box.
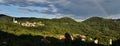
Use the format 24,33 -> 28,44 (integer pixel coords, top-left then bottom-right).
0,14 -> 120,45
115,19 -> 120,21
83,17 -> 120,33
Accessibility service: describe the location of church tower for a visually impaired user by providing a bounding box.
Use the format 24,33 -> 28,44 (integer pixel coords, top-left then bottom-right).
109,39 -> 112,45
13,18 -> 18,23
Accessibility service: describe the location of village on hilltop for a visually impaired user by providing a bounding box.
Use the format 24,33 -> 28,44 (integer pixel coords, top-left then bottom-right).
12,18 -> 45,27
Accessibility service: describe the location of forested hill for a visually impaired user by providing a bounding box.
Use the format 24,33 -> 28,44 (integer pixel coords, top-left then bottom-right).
0,14 -> 120,45
115,19 -> 120,21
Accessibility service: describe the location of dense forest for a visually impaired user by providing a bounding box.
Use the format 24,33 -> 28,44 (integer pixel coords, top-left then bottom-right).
0,14 -> 120,46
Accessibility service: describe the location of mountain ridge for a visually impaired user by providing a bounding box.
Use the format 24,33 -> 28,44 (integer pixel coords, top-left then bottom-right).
0,14 -> 120,45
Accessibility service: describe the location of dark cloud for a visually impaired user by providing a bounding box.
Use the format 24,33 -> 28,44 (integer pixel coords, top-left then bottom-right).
17,7 -> 56,14
0,0 -> 120,20
101,0 -> 120,15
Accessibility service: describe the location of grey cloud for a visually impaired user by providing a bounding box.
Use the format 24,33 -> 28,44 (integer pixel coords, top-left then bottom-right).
0,8 -> 2,11
101,0 -> 120,15
0,0 -> 120,19
54,0 -> 104,17
17,7 -> 56,14
0,0 -> 50,7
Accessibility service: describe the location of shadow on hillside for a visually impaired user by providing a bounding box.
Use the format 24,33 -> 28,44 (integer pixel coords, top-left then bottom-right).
0,31 -> 113,46
111,39 -> 120,46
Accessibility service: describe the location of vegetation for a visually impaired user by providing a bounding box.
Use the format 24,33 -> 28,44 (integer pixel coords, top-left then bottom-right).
0,14 -> 120,46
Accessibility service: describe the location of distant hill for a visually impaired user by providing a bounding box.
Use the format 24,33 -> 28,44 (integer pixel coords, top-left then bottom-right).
115,19 -> 120,21
0,14 -> 120,45
0,14 -> 12,23
83,17 -> 120,37
83,17 -> 120,31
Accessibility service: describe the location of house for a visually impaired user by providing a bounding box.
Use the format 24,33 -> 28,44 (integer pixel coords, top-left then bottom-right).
59,35 -> 66,40
79,35 -> 86,41
13,18 -> 45,27
21,21 -> 36,27
109,39 -> 112,45
94,38 -> 98,44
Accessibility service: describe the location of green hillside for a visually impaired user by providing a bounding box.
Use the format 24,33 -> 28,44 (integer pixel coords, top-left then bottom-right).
0,14 -> 120,45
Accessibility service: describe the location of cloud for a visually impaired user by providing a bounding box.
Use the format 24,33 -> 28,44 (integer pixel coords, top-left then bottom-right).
0,0 -> 120,20
0,7 -> 3,11
13,5 -> 57,15
0,0 -> 3,2
107,14 -> 120,19
102,0 -> 120,15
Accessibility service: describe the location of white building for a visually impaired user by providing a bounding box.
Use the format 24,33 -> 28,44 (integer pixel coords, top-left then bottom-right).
12,18 -> 45,27
94,38 -> 98,44
80,35 -> 86,41
109,39 -> 112,45
13,18 -> 18,23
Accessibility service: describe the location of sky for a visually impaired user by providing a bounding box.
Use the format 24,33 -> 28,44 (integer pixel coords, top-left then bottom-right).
0,0 -> 120,21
